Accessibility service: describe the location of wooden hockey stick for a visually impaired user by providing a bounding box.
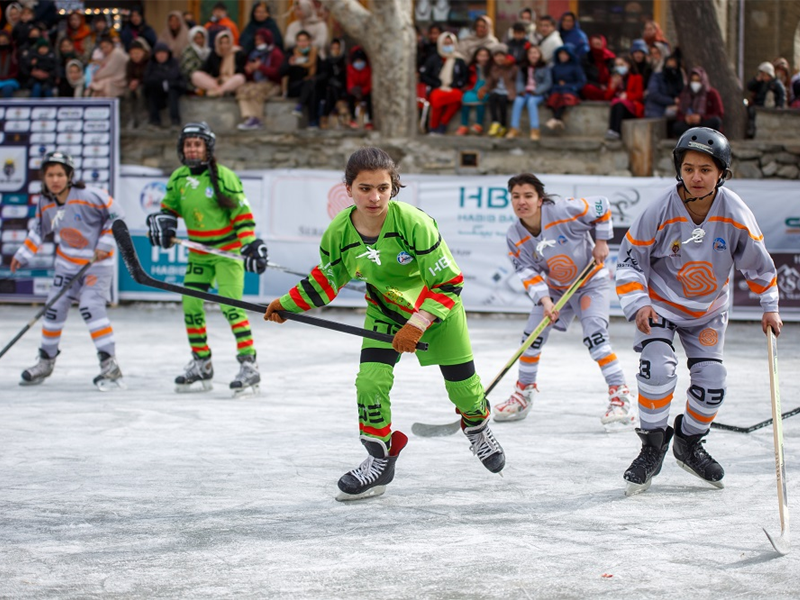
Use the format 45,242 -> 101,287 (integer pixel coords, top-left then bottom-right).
411,259 -> 601,437
0,258 -> 96,360
763,327 -> 790,555
113,221 -> 428,350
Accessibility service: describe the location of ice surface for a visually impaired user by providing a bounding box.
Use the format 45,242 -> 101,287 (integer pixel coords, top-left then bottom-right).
1,304 -> 798,598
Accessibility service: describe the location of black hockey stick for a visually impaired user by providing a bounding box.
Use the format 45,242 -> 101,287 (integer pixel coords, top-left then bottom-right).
112,220 -> 428,350
710,406 -> 800,434
0,258 -> 96,360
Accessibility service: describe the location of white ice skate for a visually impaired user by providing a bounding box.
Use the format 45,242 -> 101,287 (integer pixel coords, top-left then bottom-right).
20,349 -> 57,386
602,385 -> 637,432
230,354 -> 260,398
494,382 -> 538,422
93,351 -> 126,391
175,353 -> 214,393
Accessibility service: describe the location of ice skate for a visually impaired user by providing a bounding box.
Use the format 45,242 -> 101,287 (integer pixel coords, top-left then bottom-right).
601,384 -> 637,432
672,414 -> 724,488
336,431 -> 409,501
230,353 -> 260,398
624,426 -> 674,496
494,381 -> 538,422
463,418 -> 505,473
174,352 -> 214,393
20,349 -> 57,386
93,351 -> 126,391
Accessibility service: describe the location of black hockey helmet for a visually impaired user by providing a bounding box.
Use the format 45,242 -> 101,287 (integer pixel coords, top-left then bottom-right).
177,122 -> 215,167
673,127 -> 732,186
41,150 -> 75,178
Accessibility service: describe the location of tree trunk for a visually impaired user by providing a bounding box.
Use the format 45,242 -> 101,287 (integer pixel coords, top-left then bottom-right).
672,0 -> 746,139
329,0 -> 417,138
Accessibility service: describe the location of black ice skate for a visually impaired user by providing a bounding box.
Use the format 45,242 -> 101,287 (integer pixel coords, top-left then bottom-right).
336,431 -> 409,502
463,418 -> 505,474
175,352 -> 214,393
229,353 -> 260,398
624,425 -> 674,496
93,351 -> 126,391
672,414 -> 725,488
20,349 -> 58,386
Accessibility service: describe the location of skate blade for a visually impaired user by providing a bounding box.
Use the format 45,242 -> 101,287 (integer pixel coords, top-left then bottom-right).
494,411 -> 530,423
231,384 -> 260,398
95,378 -> 127,392
675,460 -> 725,489
335,485 -> 387,502
175,380 -> 214,393
602,418 -> 637,433
19,378 -> 45,386
624,479 -> 652,497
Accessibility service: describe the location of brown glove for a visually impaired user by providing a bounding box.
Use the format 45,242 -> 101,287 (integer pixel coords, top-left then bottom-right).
264,298 -> 287,323
391,312 -> 432,353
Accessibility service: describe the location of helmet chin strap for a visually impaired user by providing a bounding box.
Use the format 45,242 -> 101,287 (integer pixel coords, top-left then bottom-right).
680,177 -> 723,203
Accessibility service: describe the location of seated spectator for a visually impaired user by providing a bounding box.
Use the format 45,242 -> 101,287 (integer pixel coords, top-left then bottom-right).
456,46 -> 491,136
240,2 -> 283,54
285,0 -> 328,59
279,30 -> 319,127
4,4 -> 21,35
507,23 -> 530,65
508,44 -> 551,140
205,2 -> 240,47
235,29 -> 283,131
558,12 -> 588,59
535,15 -> 563,66
644,52 -> 683,118
191,29 -> 246,97
87,14 -> 119,56
419,31 -> 468,135
649,43 -> 665,73
25,38 -> 56,98
84,47 -> 103,89
125,38 -> 150,128
418,23 -> 442,70
0,30 -> 19,98
56,37 -> 79,96
773,58 -> 792,105
158,11 -> 189,58
60,11 -> 92,60
480,43 -> 517,137
318,38 -> 349,128
545,45 -> 585,129
121,8 -> 157,53
603,55 -> 644,140
181,26 -> 210,94
581,34 -> 614,100
10,4 -> 34,50
506,8 -> 536,43
88,35 -> 128,98
347,46 -> 372,129
672,66 -> 723,137
747,61 -> 786,108
642,19 -> 671,57
63,58 -> 85,97
629,39 -> 652,89
143,42 -> 184,128
459,15 -> 498,62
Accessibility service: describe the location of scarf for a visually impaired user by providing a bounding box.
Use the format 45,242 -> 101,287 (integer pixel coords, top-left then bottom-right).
159,11 -> 189,57
436,32 -> 462,88
188,25 -> 210,61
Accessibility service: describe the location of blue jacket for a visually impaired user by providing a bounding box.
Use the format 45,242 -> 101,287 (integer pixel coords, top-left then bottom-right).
644,69 -> 684,118
550,45 -> 585,95
515,63 -> 552,97
559,21 -> 589,59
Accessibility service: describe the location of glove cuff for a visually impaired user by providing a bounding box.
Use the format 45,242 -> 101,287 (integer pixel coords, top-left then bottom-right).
407,312 -> 433,332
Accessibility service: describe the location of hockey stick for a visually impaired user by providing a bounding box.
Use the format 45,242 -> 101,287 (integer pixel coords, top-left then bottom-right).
0,258 -> 96,360
411,259 -> 601,437
710,407 -> 800,434
112,221 -> 428,350
763,327 -> 790,555
171,237 -> 367,293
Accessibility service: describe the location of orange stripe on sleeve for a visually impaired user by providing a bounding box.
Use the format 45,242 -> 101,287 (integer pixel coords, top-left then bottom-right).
591,211 -> 611,223
616,281 -> 645,295
523,275 -> 544,288
707,217 -> 764,241
746,277 -> 777,295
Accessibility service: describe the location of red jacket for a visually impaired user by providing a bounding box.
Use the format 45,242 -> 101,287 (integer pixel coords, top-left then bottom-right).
604,73 -> 644,117
346,46 -> 371,96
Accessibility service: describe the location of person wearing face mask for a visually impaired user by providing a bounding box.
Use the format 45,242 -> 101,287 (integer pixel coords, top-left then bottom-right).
644,52 -> 684,119
347,46 -> 373,129
235,29 -> 283,130
317,38 -> 350,128
279,30 -> 320,127
672,66 -> 723,138
284,0 -> 328,59
419,31 -> 468,134
603,55 -> 644,140
240,2 -> 283,54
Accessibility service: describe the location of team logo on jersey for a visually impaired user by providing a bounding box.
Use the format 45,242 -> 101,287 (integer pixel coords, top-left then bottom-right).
205,186 -> 213,198
356,246 -> 381,265
557,235 -> 568,245
713,237 -> 727,252
74,213 -> 82,222
670,239 -> 681,257
396,251 -> 414,265
699,328 -> 718,347
186,176 -> 200,189
594,199 -> 604,217
52,208 -> 66,228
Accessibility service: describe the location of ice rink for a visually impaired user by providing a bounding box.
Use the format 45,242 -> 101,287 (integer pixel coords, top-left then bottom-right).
1,302 -> 799,599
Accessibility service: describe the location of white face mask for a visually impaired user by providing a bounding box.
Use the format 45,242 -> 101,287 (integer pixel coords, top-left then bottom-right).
256,43 -> 267,51
690,81 -> 702,93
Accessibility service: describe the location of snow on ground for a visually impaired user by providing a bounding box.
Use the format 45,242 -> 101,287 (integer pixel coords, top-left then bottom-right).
1,303 -> 799,599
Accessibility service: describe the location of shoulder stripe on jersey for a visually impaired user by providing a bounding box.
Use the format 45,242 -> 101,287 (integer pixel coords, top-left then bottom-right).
300,278 -> 325,307
707,216 -> 763,241
42,202 -> 56,212
384,232 -> 401,239
658,216 -> 688,230
67,199 -> 109,209
414,234 -> 442,256
746,277 -> 777,294
515,235 -> 531,247
625,230 -> 655,246
341,242 -> 361,253
545,198 -> 588,230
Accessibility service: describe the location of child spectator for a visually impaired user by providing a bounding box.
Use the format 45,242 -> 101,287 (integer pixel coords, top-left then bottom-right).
11,4 -> 34,50
506,8 -> 536,43
204,2 -> 240,47
191,29 -> 246,97
63,58 -> 85,97
581,34 -> 615,100
629,39 -> 652,89
26,38 -> 56,97
419,31 -> 468,135
558,11 -> 588,59
508,44 -> 551,140
56,37 -> 78,96
0,30 -> 19,98
181,26 -> 210,94
507,22 -> 530,65
121,8 -> 157,53
61,11 -> 92,59
644,52 -> 683,118
87,35 -> 128,98
456,46 -> 491,136
84,47 -> 103,90
747,61 -> 786,108
235,29 -> 283,131
125,38 -> 151,128
143,42 -> 184,128
418,23 -> 442,70
4,4 -> 21,35
158,11 -> 189,58
240,2 -> 283,54
284,0 -> 328,59
459,15 -> 499,61
603,55 -> 644,140
87,14 -> 118,56
535,15 -> 563,65
280,30 -> 320,127
773,58 -> 792,104
480,43 -> 517,137
318,38 -> 349,128
545,45 -> 585,130
672,66 -> 724,137
347,46 -> 372,129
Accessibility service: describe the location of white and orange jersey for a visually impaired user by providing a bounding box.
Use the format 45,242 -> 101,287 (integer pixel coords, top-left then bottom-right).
506,195 -> 613,304
615,185 -> 778,326
13,186 -> 124,273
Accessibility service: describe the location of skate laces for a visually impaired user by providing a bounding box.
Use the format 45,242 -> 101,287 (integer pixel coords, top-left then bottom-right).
466,425 -> 501,460
350,455 -> 389,485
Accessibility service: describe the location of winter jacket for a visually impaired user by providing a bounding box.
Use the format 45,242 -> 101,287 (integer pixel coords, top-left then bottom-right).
279,44 -> 318,83
484,61 -> 518,100
550,45 -> 585,95
244,31 -> 283,84
676,67 -> 724,122
515,63 -> 552,97
644,67 -> 684,118
346,46 -> 371,97
582,35 -> 615,87
747,76 -> 787,108
120,19 -> 157,53
143,43 -> 185,92
199,46 -> 247,79
559,16 -> 589,59
604,72 -> 644,117
419,52 -> 469,90
240,6 -> 283,53
0,45 -> 18,81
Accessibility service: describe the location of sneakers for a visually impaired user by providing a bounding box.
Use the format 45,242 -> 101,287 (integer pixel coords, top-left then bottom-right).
291,104 -> 303,117
623,425 -> 674,496
463,418 -> 505,473
505,127 -> 520,139
545,118 -> 558,130
230,353 -> 260,397
605,129 -> 621,140
237,117 -> 264,131
455,125 -> 469,136
494,381 -> 538,422
175,352 -> 214,393
336,431 -> 409,501
469,124 -> 483,135
20,348 -> 58,386
529,128 -> 540,141
93,351 -> 125,391
672,414 -> 725,488
601,385 -> 637,431
487,122 -> 502,137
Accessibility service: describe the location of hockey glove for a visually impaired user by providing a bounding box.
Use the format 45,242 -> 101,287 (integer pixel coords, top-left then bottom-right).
392,312 -> 432,353
146,212 -> 178,249
241,239 -> 268,274
264,298 -> 287,323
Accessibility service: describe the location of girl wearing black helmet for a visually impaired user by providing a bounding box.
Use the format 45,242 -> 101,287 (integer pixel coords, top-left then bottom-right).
146,122 -> 268,396
10,151 -> 126,390
615,127 -> 782,496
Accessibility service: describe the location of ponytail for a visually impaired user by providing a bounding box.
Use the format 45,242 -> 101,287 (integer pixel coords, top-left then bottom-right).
207,157 -> 236,210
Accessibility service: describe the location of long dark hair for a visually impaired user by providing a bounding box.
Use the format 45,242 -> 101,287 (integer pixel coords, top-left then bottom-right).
507,172 -> 556,204
206,157 -> 236,210
344,147 -> 405,198
41,163 -> 85,201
